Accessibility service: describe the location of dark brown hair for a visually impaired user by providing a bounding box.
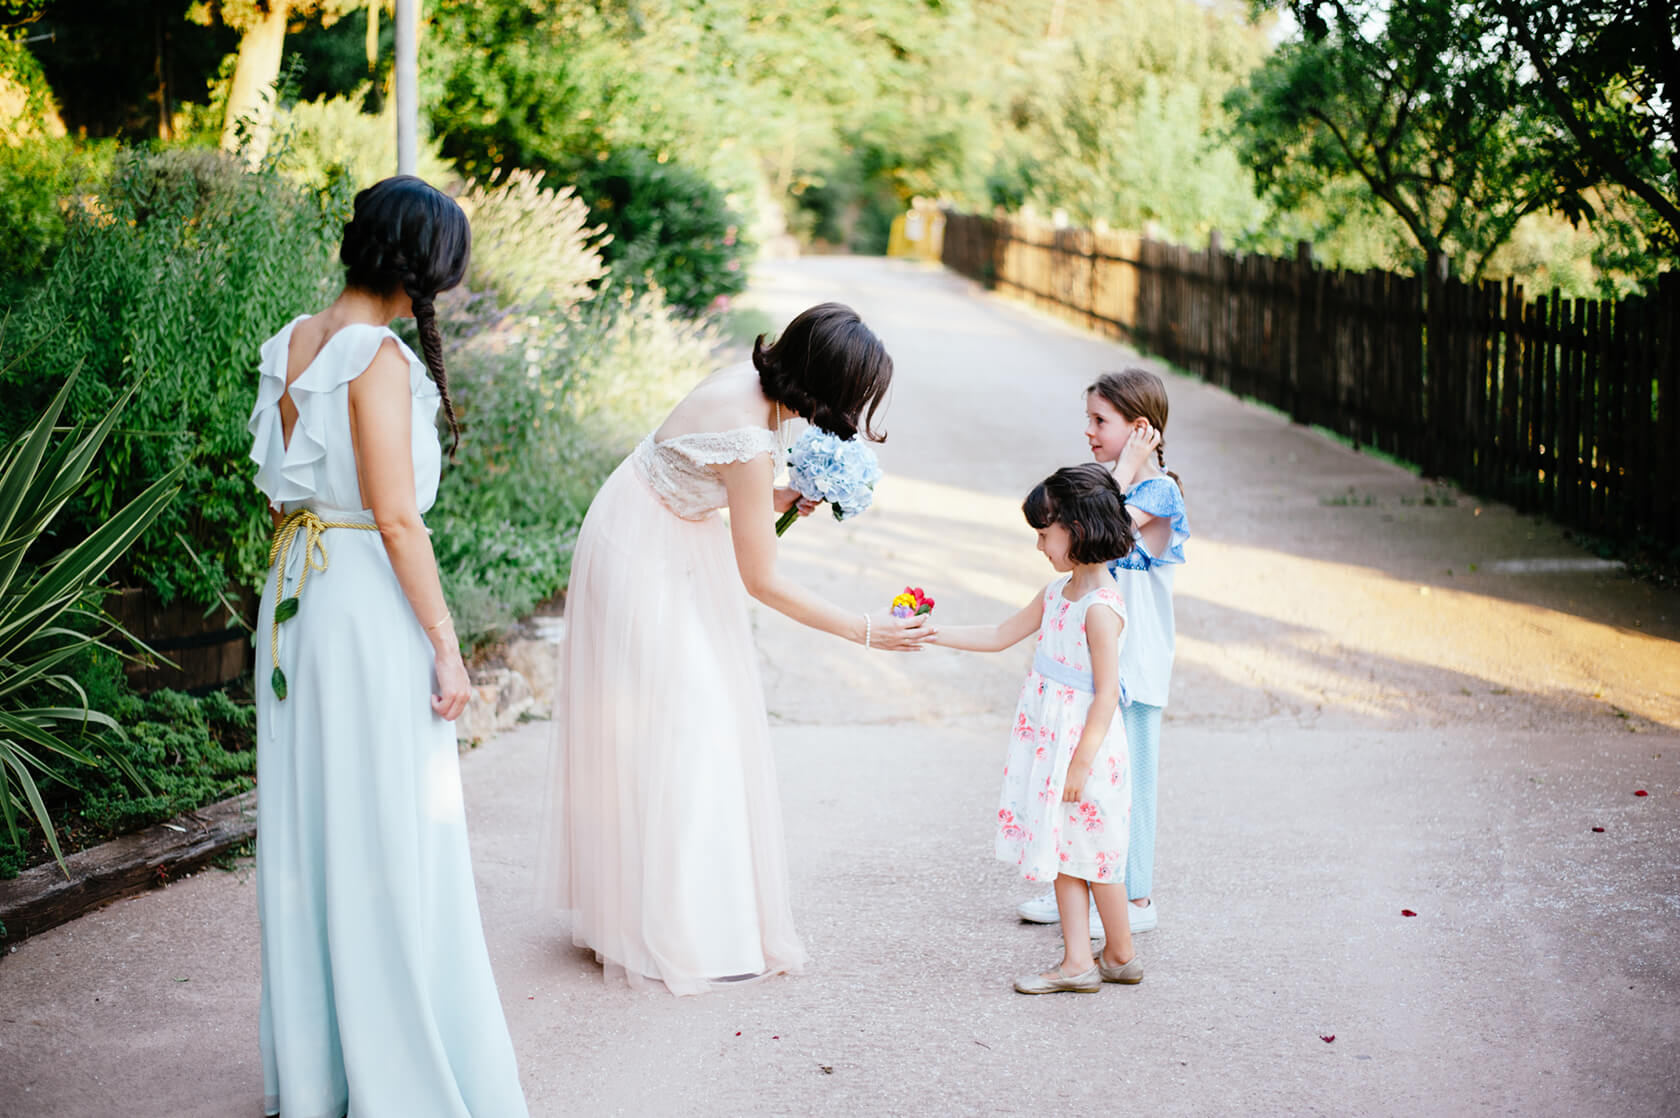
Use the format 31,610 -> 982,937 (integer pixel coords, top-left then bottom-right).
753,302 -> 893,441
1023,463 -> 1136,565
1088,368 -> 1182,491
340,175 -> 471,456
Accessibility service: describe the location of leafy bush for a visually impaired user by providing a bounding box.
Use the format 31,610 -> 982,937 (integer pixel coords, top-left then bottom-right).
569,148 -> 750,313
273,88 -> 454,193
0,147 -> 346,608
0,136 -> 109,303
0,685 -> 255,879
71,688 -> 255,838
0,29 -> 61,143
433,283 -> 719,642
454,169 -> 608,309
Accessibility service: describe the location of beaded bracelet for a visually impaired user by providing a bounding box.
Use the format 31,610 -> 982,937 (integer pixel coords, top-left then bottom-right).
863,612 -> 872,650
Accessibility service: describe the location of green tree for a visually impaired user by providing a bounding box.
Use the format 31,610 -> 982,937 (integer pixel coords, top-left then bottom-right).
1492,0 -> 1679,256
186,0 -> 365,159
999,0 -> 1271,243
1227,0 -> 1590,279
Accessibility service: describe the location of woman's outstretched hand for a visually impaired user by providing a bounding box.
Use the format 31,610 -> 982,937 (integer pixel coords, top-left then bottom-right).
868,606 -> 937,651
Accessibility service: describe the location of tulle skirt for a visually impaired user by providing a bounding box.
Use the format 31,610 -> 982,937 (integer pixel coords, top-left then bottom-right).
536,457 -> 808,995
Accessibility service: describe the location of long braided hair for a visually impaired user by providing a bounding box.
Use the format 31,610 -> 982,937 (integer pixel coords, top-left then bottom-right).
1088,369 -> 1183,494
339,176 -> 471,457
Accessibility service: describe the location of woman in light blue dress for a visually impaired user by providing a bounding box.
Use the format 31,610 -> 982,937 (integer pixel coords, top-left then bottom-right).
247,177 -> 527,1117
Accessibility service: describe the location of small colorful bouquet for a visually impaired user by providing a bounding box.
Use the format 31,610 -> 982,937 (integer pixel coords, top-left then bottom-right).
891,587 -> 935,617
775,427 -> 882,536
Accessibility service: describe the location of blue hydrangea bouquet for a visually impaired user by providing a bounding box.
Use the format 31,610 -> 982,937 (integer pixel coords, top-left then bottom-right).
775,427 -> 882,537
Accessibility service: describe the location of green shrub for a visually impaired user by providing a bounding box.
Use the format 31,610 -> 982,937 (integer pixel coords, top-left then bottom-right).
0,146 -> 347,608
433,282 -> 719,643
273,89 -> 454,194
0,137 -> 110,303
0,686 -> 255,879
455,169 -> 607,310
570,148 -> 750,313
0,30 -> 61,143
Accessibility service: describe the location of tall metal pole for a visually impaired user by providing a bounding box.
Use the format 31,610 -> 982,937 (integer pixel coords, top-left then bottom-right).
395,0 -> 419,176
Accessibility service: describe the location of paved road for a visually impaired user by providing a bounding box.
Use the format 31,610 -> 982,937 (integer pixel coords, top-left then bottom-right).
2,258 -> 1677,1117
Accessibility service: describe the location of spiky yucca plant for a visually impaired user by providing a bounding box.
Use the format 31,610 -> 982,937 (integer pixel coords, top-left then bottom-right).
0,367 -> 184,874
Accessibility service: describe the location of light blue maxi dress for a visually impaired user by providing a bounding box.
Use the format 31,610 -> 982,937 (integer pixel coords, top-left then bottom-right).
247,318 -> 528,1118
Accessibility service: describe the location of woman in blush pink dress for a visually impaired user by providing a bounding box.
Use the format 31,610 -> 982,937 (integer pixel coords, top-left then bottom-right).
537,303 -> 934,995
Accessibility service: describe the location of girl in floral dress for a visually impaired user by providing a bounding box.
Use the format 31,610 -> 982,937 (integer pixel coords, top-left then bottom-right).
1018,368 -> 1190,937
934,464 -> 1143,994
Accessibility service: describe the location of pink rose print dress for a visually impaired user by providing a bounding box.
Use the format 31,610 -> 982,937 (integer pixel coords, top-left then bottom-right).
995,576 -> 1131,884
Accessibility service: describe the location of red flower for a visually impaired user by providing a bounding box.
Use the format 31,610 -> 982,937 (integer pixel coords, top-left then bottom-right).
899,586 -> 935,614
1634,789 -> 1649,797
1400,909 -> 1417,917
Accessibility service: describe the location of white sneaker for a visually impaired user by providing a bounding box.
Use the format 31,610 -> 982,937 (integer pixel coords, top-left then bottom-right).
1127,899 -> 1158,933
1015,888 -> 1106,937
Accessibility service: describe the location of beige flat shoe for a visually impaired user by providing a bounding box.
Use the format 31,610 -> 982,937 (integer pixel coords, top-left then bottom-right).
1097,953 -> 1143,984
1013,962 -> 1101,994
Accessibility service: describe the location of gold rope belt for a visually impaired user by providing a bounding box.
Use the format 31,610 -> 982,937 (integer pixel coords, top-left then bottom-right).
266,507 -> 379,700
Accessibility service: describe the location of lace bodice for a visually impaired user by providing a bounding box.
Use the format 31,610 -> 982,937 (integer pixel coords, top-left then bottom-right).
631,426 -> 783,520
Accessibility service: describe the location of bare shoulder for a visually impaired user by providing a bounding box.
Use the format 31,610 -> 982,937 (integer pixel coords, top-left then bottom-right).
655,361 -> 770,440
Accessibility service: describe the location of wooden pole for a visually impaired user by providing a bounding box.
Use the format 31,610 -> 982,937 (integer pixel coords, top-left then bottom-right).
395,0 -> 419,176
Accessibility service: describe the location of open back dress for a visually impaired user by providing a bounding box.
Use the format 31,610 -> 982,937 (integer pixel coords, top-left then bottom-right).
248,317 -> 528,1118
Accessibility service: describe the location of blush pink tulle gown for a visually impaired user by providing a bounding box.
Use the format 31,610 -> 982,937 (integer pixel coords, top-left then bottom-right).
537,425 -> 808,995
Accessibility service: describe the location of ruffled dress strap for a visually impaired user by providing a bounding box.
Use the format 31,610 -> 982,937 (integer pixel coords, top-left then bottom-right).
1114,475 -> 1189,570
247,319 -> 429,511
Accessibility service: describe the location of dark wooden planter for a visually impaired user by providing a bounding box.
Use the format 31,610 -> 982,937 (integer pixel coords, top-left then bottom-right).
109,587 -> 256,694
0,790 -> 256,949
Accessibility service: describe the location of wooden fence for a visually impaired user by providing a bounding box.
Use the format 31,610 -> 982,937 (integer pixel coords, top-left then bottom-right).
941,212 -> 1680,553
110,587 -> 255,693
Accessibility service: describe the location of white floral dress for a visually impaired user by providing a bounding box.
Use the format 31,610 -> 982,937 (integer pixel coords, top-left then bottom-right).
995,576 -> 1131,884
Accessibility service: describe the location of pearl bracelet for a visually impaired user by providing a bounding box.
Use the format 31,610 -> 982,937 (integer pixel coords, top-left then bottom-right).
863,612 -> 872,650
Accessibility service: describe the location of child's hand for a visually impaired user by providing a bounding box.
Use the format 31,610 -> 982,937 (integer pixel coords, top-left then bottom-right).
1119,423 -> 1160,471
1062,759 -> 1093,802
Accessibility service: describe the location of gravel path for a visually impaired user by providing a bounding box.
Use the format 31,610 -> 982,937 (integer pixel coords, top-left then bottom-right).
2,257 -> 1676,1117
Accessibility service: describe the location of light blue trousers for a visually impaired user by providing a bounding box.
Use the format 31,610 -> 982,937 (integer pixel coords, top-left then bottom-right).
1123,702 -> 1162,900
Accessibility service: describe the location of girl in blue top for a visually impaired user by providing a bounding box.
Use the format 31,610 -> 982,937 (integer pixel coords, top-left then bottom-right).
1017,368 -> 1189,935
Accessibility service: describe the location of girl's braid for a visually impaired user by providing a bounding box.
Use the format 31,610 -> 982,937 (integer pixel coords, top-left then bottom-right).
406,282 -> 460,458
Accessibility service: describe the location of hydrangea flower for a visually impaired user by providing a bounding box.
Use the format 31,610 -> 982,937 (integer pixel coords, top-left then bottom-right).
776,428 -> 882,536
